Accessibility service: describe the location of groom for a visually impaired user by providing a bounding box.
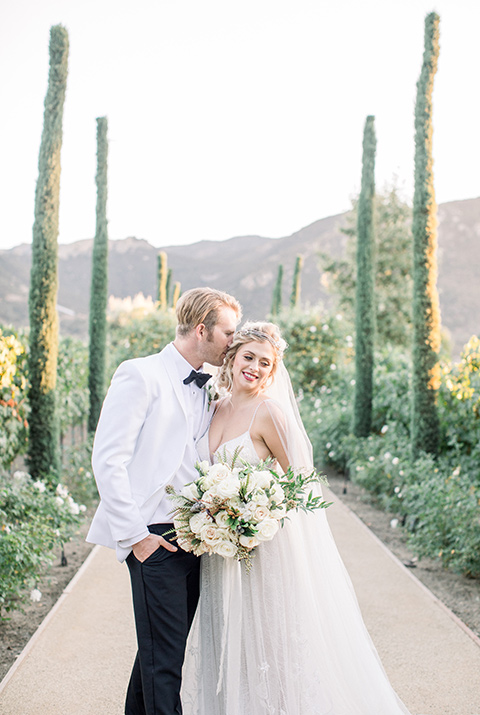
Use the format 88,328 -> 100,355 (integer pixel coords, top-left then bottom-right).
87,287 -> 241,715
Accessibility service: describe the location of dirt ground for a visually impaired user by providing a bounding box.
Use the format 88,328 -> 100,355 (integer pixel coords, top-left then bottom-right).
1,476 -> 479,683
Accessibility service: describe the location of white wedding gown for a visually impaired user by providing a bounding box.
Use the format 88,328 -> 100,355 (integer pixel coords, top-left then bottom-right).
181,421 -> 412,715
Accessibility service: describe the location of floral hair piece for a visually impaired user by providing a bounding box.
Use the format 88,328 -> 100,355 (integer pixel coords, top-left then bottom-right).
236,329 -> 286,354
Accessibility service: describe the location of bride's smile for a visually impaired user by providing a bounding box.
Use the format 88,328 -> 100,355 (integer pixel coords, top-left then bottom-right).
232,342 -> 275,393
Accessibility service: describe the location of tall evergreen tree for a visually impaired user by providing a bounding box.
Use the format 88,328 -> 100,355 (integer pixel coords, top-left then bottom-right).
354,115 -> 376,438
412,12 -> 441,457
172,282 -> 181,308
88,116 -> 109,433
27,25 -> 69,480
320,184 -> 413,347
271,264 -> 283,316
290,256 -> 303,309
166,268 -> 173,306
157,251 -> 168,309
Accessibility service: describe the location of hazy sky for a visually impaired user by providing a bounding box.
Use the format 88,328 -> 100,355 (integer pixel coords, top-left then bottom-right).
1,0 -> 479,251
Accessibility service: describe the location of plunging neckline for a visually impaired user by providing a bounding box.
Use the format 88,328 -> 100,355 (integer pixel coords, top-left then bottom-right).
209,429 -> 259,464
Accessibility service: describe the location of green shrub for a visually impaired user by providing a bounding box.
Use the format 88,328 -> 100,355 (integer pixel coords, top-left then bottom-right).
0,327 -> 29,468
0,470 -> 84,616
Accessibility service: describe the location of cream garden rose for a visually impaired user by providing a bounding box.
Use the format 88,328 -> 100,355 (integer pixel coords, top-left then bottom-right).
256,517 -> 280,541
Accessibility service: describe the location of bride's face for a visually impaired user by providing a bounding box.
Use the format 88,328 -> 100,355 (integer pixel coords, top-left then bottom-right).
232,340 -> 276,394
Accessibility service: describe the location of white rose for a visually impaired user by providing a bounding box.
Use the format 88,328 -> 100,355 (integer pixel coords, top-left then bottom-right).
215,510 -> 231,528
33,480 -> 46,493
196,460 -> 210,476
205,463 -> 232,488
181,482 -> 200,500
249,470 -> 273,489
215,475 -> 241,500
189,511 -> 211,534
256,518 -> 280,542
239,534 -> 260,549
253,506 -> 271,522
202,486 -> 219,502
251,491 -> 269,507
200,523 -> 219,544
213,540 -> 237,558
269,484 -> 285,504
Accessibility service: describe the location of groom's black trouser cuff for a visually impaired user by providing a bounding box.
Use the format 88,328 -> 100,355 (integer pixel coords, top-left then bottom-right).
125,523 -> 200,715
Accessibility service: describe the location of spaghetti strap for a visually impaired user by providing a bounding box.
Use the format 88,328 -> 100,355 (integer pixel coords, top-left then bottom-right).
247,399 -> 271,430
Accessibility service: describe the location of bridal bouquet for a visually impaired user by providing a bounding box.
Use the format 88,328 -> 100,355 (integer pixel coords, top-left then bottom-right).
166,454 -> 331,570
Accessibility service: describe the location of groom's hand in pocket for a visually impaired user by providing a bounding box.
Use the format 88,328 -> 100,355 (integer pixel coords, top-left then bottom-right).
132,533 -> 178,562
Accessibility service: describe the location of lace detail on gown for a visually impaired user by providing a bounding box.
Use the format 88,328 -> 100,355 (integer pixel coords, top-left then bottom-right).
183,413 -> 412,715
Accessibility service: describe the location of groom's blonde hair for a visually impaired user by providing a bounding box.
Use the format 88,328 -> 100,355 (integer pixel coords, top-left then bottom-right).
176,287 -> 241,336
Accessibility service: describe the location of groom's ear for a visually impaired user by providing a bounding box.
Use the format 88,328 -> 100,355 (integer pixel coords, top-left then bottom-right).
195,323 -> 207,341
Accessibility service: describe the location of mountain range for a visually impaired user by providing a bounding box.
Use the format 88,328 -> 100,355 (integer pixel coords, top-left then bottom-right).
1,197 -> 479,355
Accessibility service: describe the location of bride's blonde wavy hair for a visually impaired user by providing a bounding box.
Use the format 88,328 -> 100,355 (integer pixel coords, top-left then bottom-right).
216,321 -> 287,393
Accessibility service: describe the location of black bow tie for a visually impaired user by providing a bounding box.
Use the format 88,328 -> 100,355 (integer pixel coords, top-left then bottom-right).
183,369 -> 212,388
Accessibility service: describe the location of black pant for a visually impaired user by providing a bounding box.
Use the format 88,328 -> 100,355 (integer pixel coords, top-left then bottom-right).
125,524 -> 200,715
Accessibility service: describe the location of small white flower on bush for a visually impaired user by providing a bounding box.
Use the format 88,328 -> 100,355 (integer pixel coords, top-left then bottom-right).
33,480 -> 46,493
381,425 -> 388,434
322,324 -> 329,332
79,504 -> 87,513
452,466 -> 461,477
30,588 -> 42,602
314,398 -> 321,409
13,470 -> 29,481
350,379 -> 356,386
67,497 -> 80,515
392,457 -> 400,466
394,486 -> 401,494
336,313 -> 343,321
3,524 -> 12,534
309,325 -> 317,333
384,452 -> 392,461
85,471 -> 93,479
328,451 -> 335,458
56,483 -> 69,499
390,519 -> 399,529
356,465 -> 364,472
368,456 -> 375,462
326,442 -> 332,449
55,496 -> 64,507
399,470 -> 404,476
330,363 -> 336,371
312,357 -> 319,364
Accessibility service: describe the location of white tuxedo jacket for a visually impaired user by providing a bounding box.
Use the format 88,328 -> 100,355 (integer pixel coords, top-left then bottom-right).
86,343 -> 211,562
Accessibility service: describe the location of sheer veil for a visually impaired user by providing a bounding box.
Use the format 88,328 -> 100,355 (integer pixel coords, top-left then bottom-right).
265,361 -> 314,474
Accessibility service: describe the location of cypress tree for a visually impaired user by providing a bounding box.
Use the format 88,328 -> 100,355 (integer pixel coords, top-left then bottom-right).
353,115 -> 376,438
412,12 -> 441,457
88,116 -> 109,433
172,282 -> 181,308
157,251 -> 168,309
27,25 -> 69,480
271,264 -> 283,316
290,255 -> 303,309
166,268 -> 173,306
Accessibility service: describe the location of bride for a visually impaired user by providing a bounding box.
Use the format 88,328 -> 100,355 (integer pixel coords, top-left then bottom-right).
181,321 -> 412,715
